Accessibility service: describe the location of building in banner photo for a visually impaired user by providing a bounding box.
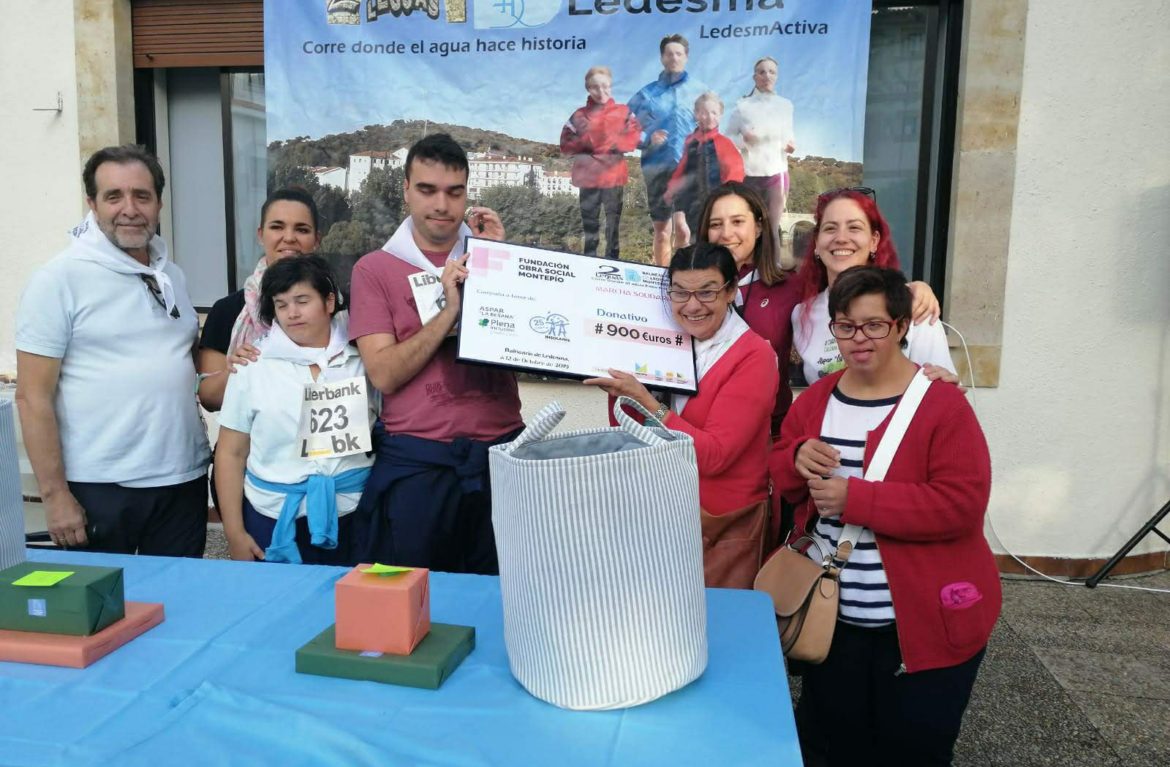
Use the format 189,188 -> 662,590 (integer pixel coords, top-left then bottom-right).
309,147 -> 578,201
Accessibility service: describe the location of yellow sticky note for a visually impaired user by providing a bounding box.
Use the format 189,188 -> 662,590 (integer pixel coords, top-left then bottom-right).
360,563 -> 412,576
12,570 -> 74,587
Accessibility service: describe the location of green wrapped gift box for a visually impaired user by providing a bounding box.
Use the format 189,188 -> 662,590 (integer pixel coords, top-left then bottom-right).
296,623 -> 475,690
0,562 -> 125,636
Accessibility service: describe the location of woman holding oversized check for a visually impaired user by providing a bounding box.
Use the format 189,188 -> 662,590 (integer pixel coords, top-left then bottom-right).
215,256 -> 377,565
585,242 -> 778,589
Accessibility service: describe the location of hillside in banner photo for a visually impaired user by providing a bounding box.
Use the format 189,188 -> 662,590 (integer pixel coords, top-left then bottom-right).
268,119 -> 861,269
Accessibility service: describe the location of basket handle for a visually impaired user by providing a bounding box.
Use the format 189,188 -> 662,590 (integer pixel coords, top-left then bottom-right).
503,400 -> 566,452
611,396 -> 670,447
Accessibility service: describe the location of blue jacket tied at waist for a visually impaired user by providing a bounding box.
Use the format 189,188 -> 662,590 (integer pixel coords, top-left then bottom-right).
247,467 -> 371,564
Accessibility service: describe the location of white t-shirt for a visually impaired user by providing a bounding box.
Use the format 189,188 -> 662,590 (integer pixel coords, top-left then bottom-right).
218,343 -> 376,520
792,290 -> 955,384
726,91 -> 797,176
15,250 -> 209,487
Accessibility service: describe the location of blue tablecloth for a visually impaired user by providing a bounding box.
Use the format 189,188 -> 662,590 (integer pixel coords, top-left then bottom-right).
0,550 -> 801,766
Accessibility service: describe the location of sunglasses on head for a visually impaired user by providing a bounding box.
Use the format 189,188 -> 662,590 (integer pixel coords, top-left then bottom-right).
817,186 -> 877,204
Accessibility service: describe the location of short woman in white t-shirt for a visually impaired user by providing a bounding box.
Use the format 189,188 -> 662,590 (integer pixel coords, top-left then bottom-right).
792,188 -> 955,385
215,256 -> 376,565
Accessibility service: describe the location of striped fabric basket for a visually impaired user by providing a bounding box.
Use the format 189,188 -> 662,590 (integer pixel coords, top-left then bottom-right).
0,399 -> 27,569
489,397 -> 707,710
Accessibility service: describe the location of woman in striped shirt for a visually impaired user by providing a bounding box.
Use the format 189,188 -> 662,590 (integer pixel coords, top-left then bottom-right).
770,266 -> 999,766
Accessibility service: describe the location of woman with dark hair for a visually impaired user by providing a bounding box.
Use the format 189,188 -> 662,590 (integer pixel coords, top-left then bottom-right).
769,265 -> 997,765
698,182 -> 799,435
198,187 -> 322,411
214,256 -> 375,565
792,188 -> 953,385
585,242 -> 778,589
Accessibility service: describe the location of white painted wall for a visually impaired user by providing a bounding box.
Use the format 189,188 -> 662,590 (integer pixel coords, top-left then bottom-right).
0,4 -> 83,374
980,0 -> 1170,559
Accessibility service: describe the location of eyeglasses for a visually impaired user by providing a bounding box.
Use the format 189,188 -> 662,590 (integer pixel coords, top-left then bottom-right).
828,319 -> 896,340
666,282 -> 731,303
818,186 -> 877,204
140,274 -> 180,319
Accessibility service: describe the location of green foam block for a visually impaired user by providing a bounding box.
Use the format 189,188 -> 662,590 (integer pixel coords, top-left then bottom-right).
0,562 -> 124,636
295,622 -> 475,690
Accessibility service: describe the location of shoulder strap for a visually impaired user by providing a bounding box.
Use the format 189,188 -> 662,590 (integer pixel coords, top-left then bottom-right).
863,370 -> 931,483
836,371 -> 931,562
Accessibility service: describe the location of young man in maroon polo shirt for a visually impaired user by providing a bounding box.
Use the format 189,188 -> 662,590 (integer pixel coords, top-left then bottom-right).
349,134 -> 523,574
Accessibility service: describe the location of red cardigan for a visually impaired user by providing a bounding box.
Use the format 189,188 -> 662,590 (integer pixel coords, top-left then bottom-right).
737,271 -> 802,435
615,331 -> 777,514
769,370 -> 1000,673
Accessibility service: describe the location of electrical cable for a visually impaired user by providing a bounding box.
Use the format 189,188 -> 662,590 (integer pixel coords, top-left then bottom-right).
940,320 -> 1170,595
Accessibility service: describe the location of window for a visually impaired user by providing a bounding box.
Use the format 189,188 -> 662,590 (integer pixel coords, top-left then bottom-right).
867,1 -> 962,288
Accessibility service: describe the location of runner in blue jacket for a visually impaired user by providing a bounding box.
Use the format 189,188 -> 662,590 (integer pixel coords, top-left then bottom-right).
628,34 -> 708,265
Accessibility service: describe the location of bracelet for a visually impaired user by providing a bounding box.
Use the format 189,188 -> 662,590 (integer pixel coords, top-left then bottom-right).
652,402 -> 670,422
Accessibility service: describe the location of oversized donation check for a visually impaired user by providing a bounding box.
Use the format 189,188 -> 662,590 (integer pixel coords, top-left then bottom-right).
457,238 -> 698,394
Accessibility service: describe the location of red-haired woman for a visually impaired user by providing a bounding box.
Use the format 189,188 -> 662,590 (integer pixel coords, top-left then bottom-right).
792,188 -> 954,384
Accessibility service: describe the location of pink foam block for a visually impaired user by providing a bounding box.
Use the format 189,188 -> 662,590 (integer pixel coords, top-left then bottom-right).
335,565 -> 430,656
0,602 -> 165,668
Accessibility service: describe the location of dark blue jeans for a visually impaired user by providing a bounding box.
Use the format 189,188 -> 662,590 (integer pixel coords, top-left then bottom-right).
69,476 -> 207,557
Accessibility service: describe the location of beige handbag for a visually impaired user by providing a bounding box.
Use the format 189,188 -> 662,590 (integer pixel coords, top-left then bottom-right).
754,371 -> 932,664
753,534 -> 852,663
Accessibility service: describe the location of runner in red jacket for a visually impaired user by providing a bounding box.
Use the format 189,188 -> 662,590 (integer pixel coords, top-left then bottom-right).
560,66 -> 641,260
665,93 -> 745,240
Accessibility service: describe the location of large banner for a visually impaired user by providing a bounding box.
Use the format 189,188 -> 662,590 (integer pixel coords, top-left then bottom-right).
264,0 -> 871,270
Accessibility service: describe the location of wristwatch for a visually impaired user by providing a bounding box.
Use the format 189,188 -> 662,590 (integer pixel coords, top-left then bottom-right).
652,402 -> 670,422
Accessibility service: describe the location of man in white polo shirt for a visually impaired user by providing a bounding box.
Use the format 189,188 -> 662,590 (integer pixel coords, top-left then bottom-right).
15,145 -> 210,556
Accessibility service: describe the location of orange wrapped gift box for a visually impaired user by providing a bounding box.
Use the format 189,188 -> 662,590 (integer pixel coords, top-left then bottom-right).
335,565 -> 430,655
0,601 -> 164,668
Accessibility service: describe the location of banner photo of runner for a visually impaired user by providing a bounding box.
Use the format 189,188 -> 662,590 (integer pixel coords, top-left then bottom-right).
264,0 -> 871,270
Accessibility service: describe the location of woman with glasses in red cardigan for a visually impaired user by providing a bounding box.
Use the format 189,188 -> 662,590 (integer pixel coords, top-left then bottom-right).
586,242 -> 778,589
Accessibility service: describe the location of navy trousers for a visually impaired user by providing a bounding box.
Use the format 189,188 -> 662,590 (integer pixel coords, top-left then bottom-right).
796,621 -> 985,767
68,476 -> 208,557
354,425 -> 522,575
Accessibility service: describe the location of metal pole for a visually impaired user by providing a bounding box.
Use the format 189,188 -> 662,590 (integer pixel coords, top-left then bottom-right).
1085,499 -> 1170,588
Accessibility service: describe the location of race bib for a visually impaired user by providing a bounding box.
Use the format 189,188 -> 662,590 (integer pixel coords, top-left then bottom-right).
408,272 -> 457,336
409,272 -> 446,323
296,377 -> 372,459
